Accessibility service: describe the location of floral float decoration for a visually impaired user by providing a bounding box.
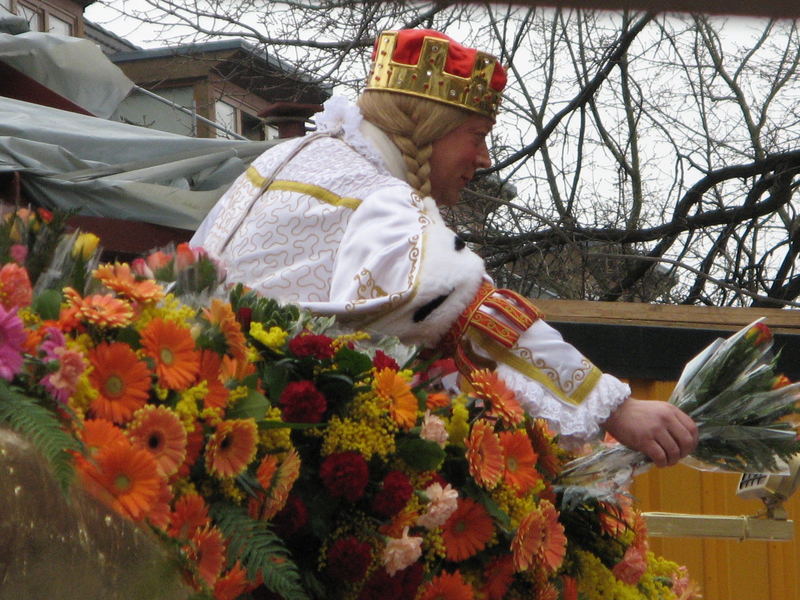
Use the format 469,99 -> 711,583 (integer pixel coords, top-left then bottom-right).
0,206 -> 729,600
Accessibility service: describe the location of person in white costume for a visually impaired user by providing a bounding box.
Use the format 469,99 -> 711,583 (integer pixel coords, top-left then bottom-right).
192,29 -> 697,467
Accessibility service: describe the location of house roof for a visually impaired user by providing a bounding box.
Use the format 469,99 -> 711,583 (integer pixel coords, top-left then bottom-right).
106,37 -> 332,105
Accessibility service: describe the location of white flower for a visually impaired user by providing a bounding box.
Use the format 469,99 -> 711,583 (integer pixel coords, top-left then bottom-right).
416,482 -> 459,530
382,527 -> 423,576
419,410 -> 449,447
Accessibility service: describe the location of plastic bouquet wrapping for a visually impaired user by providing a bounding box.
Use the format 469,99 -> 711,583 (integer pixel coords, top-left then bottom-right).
0,207 -> 701,600
559,319 -> 800,489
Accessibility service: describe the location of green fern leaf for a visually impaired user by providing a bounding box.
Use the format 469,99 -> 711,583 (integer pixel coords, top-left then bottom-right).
0,381 -> 82,494
210,503 -> 309,600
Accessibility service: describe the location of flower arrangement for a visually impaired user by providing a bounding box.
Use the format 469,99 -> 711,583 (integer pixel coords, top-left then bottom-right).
559,319 -> 800,489
0,207 -> 701,600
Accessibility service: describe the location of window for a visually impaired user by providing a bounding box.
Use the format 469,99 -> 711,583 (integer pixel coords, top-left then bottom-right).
214,100 -> 238,139
17,2 -> 41,31
48,14 -> 72,36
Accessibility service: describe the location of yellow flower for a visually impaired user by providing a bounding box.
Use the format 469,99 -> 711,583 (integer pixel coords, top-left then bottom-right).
321,415 -> 396,460
447,400 -> 470,446
249,323 -> 288,351
72,233 -> 100,260
259,406 -> 292,453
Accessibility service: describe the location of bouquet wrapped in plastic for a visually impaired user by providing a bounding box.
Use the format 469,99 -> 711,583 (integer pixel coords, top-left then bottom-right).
558,319 -> 800,489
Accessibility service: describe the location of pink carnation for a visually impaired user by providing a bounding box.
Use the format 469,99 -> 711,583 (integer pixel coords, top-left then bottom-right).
0,305 -> 26,381
416,482 -> 459,529
382,527 -> 422,576
612,544 -> 648,585
0,263 -> 32,310
419,411 -> 448,447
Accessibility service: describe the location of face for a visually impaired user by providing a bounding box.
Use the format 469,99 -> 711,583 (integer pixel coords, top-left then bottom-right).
429,114 -> 494,207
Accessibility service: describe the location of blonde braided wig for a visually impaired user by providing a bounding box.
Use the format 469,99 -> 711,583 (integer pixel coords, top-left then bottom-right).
357,91 -> 470,198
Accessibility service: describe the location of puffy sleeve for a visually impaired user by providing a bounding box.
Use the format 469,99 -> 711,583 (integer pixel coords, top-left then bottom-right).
332,192 -> 629,442
429,280 -> 629,442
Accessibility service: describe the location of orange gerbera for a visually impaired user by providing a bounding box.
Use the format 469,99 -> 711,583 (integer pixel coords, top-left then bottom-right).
527,419 -> 561,479
214,562 -> 250,600
498,431 -> 541,494
64,288 -> 134,328
426,392 -> 452,410
94,262 -> 165,303
265,448 -> 301,516
599,495 -> 634,537
205,419 -> 258,478
78,443 -> 161,521
441,497 -> 494,561
170,492 -> 211,539
374,368 -> 418,429
418,570 -> 474,600
140,318 -> 200,390
79,418 -> 128,455
465,420 -> 504,489
511,499 -> 566,573
88,341 -> 151,424
197,349 -> 229,410
204,299 -> 247,361
147,477 -> 173,530
128,405 -> 187,477
187,525 -> 226,588
470,369 -> 524,426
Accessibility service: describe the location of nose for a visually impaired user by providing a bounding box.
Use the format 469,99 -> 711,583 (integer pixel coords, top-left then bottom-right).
476,141 -> 491,169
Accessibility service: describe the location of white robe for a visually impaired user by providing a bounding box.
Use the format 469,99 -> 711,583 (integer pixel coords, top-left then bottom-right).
192,97 -> 630,441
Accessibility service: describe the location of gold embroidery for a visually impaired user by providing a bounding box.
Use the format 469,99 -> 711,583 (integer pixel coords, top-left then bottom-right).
354,269 -> 389,300
245,168 -> 361,210
470,329 -> 600,406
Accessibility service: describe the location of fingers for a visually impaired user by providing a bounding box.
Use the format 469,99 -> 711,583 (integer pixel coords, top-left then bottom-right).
602,397 -> 699,468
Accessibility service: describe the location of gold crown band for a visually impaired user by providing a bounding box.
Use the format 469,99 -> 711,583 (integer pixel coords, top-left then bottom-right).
365,31 -> 502,120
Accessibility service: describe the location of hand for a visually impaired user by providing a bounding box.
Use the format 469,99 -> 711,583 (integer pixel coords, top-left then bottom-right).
602,397 -> 699,468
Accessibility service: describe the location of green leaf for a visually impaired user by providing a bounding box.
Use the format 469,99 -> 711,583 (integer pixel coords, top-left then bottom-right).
334,347 -> 373,377
32,289 -> 63,320
397,437 -> 445,471
210,503 -> 308,600
263,362 -> 290,402
0,381 -> 82,494
228,388 -> 270,420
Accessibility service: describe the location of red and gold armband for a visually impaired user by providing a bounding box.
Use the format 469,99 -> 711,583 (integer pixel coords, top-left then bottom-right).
437,281 -> 543,376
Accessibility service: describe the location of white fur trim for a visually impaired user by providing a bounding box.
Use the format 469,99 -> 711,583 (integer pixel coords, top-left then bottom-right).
369,215 -> 485,348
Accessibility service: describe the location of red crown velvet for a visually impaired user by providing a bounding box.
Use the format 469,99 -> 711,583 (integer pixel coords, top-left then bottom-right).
365,29 -> 506,119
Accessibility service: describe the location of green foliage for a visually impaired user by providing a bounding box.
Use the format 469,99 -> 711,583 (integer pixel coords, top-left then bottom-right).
210,503 -> 308,600
229,283 -> 302,332
397,437 -> 446,471
0,380 -> 82,494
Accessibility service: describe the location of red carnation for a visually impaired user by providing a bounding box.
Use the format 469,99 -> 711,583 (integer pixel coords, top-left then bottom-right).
371,471 -> 413,518
357,567 -> 403,600
357,563 -> 422,600
288,331 -> 335,359
279,380 -> 327,423
235,307 -> 252,332
319,452 -> 369,502
272,494 -> 308,538
326,536 -> 372,582
373,350 -> 400,371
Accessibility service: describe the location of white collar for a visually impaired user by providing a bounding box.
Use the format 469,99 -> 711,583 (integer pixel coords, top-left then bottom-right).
315,96 -> 407,182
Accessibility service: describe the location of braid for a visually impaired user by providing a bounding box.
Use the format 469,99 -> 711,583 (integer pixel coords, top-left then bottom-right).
357,91 -> 469,199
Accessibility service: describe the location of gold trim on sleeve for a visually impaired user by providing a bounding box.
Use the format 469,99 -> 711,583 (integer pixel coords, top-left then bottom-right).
469,329 -> 601,406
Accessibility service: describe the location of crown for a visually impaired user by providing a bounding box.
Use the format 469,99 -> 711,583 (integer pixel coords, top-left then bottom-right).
365,30 -> 505,120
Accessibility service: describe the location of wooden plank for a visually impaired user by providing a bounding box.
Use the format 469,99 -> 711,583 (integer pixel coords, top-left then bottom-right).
534,298 -> 800,335
503,0 -> 800,18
